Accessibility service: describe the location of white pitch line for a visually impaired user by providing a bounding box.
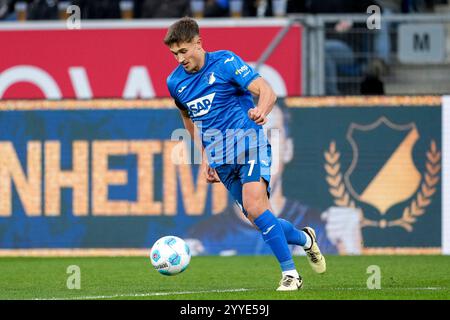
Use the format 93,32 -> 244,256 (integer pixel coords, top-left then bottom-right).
323,287 -> 447,291
32,286 -> 448,300
33,288 -> 253,300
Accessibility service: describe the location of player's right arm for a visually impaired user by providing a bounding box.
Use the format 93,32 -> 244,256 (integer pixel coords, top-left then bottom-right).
178,108 -> 196,141
168,75 -> 219,183
177,106 -> 220,184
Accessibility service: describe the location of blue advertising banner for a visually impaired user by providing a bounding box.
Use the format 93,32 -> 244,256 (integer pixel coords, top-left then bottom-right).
283,96 -> 442,254
0,100 -> 228,249
0,97 -> 442,255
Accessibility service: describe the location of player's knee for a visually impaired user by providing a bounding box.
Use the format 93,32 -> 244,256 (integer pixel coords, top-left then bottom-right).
244,203 -> 267,220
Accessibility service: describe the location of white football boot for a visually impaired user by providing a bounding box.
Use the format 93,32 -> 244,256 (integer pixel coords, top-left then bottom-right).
276,275 -> 303,291
303,227 -> 327,274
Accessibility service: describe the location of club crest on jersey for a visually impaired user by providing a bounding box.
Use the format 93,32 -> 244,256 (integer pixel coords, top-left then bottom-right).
207,72 -> 216,85
187,92 -> 216,117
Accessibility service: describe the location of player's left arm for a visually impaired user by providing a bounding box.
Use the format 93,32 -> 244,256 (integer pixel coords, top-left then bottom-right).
247,77 -> 277,125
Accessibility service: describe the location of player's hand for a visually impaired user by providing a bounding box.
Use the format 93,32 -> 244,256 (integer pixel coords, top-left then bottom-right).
204,164 -> 220,184
321,206 -> 363,255
248,107 -> 267,125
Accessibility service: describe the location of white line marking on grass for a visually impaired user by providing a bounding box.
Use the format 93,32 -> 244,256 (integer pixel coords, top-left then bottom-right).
33,288 -> 253,300
31,286 -> 449,300
328,287 -> 447,291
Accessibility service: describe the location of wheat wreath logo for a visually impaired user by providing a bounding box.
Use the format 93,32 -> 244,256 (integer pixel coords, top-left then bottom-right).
324,117 -> 440,232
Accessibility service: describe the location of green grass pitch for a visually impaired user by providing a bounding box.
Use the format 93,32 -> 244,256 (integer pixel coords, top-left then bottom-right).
0,255 -> 449,300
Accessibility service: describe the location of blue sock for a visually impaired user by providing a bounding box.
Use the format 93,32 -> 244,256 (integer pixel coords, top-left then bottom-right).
278,218 -> 307,246
253,210 -> 295,272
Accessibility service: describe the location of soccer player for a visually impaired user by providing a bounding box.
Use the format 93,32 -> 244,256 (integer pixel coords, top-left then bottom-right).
164,17 -> 326,291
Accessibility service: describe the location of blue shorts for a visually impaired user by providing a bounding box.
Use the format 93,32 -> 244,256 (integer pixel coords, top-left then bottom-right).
214,146 -> 271,217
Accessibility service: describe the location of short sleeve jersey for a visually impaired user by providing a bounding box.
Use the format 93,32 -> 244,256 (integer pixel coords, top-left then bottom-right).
167,50 -> 268,167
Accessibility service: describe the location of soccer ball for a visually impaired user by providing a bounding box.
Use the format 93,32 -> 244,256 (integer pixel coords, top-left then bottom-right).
150,236 -> 191,276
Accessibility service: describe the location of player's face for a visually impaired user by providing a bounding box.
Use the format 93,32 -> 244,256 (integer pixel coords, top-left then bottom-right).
169,37 -> 203,72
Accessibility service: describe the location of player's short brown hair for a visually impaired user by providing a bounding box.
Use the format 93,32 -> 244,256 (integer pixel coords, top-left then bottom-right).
163,17 -> 200,46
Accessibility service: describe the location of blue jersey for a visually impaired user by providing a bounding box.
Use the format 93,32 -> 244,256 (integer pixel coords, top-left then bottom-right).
167,50 -> 268,168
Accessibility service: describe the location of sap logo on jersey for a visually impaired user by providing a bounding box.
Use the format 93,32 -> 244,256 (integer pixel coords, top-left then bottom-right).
187,92 -> 216,117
